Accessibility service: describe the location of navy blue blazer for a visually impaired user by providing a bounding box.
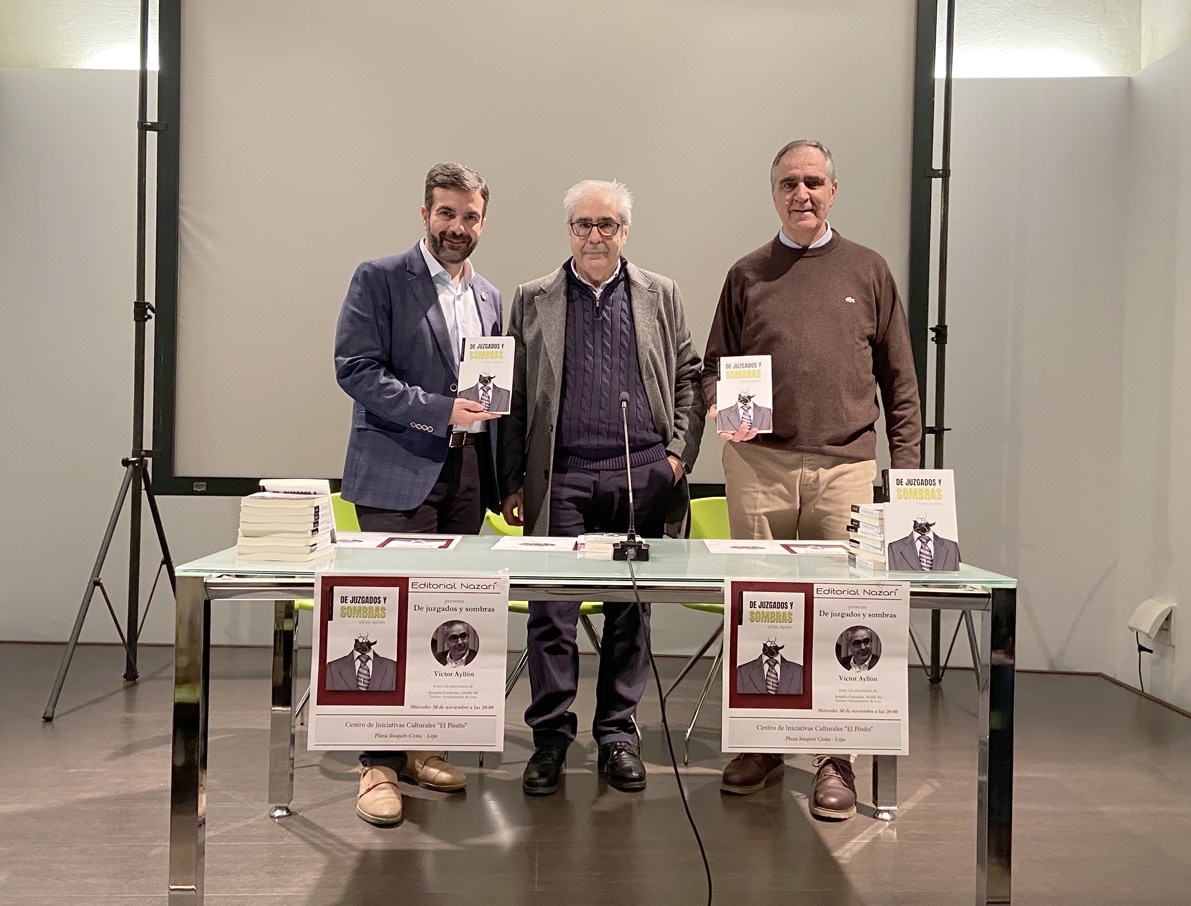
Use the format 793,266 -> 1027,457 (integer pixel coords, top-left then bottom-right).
335,243 -> 502,511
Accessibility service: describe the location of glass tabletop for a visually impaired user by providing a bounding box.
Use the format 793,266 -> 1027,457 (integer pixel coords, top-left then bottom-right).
178,536 -> 1016,589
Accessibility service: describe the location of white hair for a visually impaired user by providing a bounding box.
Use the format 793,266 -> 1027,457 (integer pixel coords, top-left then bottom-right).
562,179 -> 633,227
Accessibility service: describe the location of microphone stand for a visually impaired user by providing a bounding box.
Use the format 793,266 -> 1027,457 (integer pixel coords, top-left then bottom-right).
613,392 -> 649,561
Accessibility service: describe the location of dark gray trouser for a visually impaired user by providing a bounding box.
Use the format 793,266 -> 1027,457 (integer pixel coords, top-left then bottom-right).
525,457 -> 672,749
355,444 -> 485,768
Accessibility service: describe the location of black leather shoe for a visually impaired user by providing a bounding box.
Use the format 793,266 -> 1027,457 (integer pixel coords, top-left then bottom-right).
598,741 -> 646,792
523,746 -> 566,796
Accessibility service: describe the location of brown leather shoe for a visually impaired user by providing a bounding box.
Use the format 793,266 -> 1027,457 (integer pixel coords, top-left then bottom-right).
400,751 -> 467,792
720,752 -> 784,795
357,765 -> 403,826
810,755 -> 856,819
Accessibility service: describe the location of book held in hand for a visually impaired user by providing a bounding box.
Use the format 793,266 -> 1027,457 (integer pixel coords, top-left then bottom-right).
457,336 -> 514,415
715,355 -> 773,434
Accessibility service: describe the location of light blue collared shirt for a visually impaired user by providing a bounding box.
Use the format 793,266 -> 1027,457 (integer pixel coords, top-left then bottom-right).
778,222 -> 833,250
420,240 -> 485,433
420,239 -> 483,361
569,257 -> 622,298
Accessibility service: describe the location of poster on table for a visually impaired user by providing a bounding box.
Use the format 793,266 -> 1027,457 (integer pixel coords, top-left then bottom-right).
333,533 -> 462,550
722,579 -> 910,755
308,571 -> 508,751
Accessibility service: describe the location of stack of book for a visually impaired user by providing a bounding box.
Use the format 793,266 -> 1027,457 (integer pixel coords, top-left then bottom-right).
236,479 -> 335,563
847,503 -> 887,571
578,532 -> 623,560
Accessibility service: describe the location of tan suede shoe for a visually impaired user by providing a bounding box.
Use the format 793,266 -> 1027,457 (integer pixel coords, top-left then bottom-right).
400,751 -> 467,792
357,765 -> 403,826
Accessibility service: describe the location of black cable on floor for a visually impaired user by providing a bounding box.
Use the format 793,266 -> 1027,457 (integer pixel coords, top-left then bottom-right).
625,555 -> 714,906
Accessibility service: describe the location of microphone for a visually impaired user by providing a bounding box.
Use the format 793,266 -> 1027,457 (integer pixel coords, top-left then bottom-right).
613,391 -> 650,561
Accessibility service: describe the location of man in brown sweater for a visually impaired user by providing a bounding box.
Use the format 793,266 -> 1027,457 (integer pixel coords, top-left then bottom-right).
702,139 -> 921,818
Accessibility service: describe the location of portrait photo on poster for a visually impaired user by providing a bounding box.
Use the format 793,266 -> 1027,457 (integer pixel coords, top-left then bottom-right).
430,619 -> 480,668
835,625 -> 883,673
729,584 -> 813,706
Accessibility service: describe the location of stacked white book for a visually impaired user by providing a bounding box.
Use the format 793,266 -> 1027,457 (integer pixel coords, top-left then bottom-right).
236,479 -> 335,563
847,503 -> 887,571
578,532 -> 623,560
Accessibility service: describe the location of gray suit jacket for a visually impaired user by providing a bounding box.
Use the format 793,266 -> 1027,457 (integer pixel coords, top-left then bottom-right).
716,402 -> 773,433
460,382 -> 511,413
325,652 -> 397,691
735,655 -> 804,695
886,532 -> 961,570
498,261 -> 705,537
335,243 -> 502,511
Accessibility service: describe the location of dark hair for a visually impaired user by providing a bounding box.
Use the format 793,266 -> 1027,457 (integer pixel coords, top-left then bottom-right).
424,162 -> 489,215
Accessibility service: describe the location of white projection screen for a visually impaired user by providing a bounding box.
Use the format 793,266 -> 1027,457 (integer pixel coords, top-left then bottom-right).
154,0 -> 922,492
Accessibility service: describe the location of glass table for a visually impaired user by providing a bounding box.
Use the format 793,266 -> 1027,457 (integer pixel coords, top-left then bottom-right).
169,537 -> 1017,905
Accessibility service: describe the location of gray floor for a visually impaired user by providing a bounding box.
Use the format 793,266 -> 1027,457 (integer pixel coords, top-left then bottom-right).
1,642 -> 1188,906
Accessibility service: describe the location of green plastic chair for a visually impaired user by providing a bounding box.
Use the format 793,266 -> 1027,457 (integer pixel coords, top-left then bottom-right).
481,510 -> 637,765
330,491 -> 360,532
663,496 -> 729,763
484,510 -> 607,696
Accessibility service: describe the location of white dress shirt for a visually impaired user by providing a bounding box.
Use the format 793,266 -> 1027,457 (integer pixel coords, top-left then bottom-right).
420,239 -> 485,434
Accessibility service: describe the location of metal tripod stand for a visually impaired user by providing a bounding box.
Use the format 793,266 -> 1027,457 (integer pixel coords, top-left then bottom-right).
43,0 -> 175,721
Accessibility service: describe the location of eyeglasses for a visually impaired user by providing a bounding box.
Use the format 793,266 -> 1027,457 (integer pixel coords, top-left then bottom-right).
446,632 -> 469,642
569,219 -> 623,238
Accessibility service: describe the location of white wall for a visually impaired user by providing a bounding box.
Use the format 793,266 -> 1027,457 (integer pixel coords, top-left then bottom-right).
1141,0 -> 1191,67
4,59 -> 1191,712
1117,41 -> 1191,707
0,69 -> 260,650
931,77 -> 1129,679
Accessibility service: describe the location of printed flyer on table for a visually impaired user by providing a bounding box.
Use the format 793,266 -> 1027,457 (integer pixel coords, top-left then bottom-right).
308,571 -> 509,751
722,579 -> 910,755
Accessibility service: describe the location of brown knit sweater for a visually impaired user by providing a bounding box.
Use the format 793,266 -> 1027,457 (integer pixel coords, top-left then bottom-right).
702,231 -> 921,467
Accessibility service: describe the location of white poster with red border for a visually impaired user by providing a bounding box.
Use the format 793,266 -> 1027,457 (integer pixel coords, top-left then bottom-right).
308,571 -> 508,751
722,579 -> 910,755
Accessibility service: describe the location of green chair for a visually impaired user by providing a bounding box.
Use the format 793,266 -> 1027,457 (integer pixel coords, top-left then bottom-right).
482,510 -> 636,765
484,510 -> 607,695
330,491 -> 360,532
662,496 -> 729,763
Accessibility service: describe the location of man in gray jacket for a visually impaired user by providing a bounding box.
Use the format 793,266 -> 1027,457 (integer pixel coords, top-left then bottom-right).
499,179 -> 704,797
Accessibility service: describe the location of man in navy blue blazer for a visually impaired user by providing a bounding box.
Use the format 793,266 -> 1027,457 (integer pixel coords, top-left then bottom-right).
334,162 -> 503,827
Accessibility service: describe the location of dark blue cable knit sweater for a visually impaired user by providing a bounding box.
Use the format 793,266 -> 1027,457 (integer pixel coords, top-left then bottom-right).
556,259 -> 664,469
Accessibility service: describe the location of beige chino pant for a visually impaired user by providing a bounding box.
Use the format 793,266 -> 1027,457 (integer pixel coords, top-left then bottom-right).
723,442 -> 873,769
722,443 -> 876,542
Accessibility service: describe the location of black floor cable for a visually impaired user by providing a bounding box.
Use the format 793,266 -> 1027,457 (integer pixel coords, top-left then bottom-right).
624,555 -> 714,906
